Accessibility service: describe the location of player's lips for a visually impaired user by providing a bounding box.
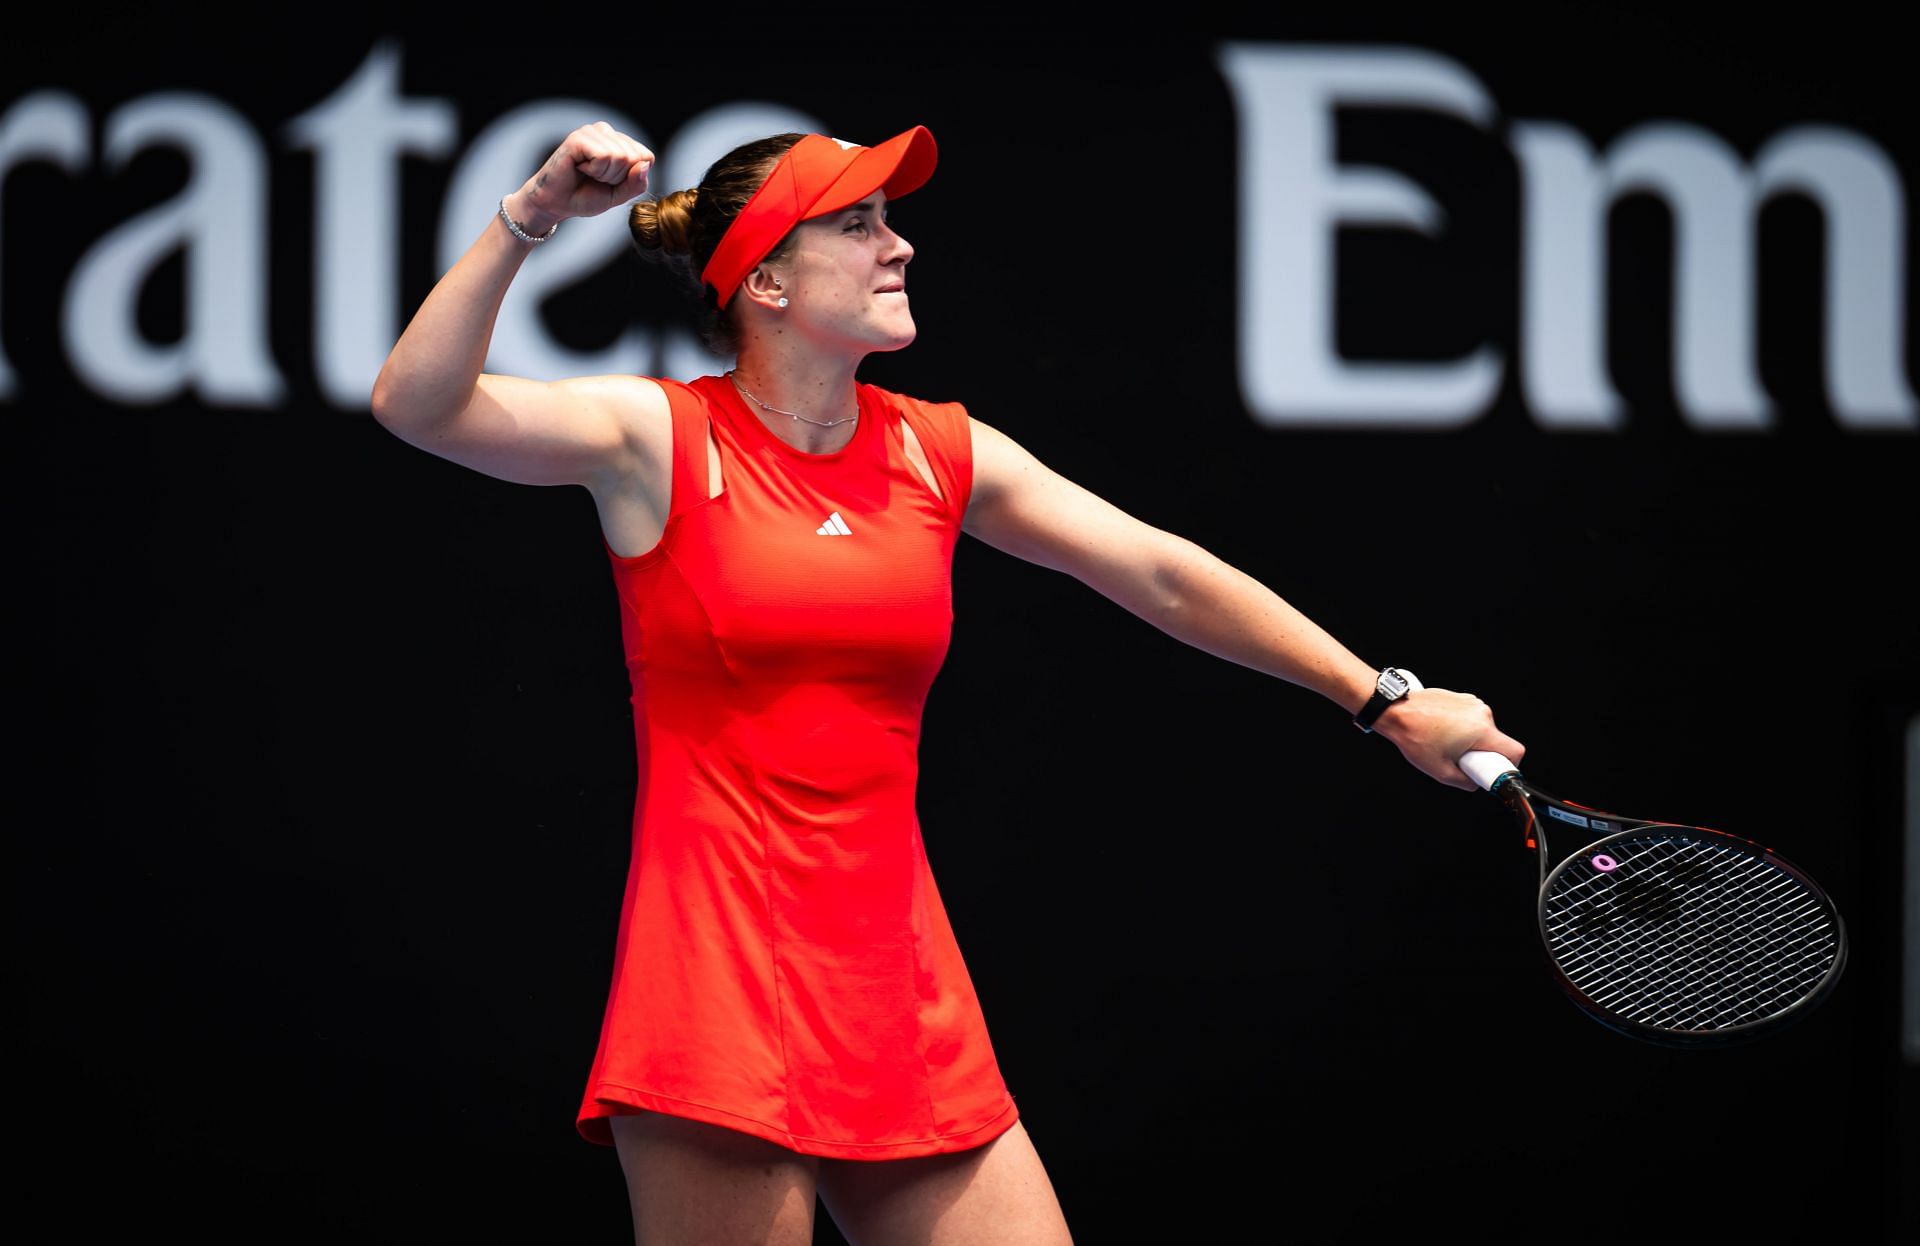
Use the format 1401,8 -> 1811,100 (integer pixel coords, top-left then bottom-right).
875,281 -> 906,294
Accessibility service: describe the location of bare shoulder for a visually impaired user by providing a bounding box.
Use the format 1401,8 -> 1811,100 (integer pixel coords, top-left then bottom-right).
373,371 -> 673,494
959,413 -> 1054,549
577,373 -> 675,513
960,414 -> 1036,513
548,373 -> 674,491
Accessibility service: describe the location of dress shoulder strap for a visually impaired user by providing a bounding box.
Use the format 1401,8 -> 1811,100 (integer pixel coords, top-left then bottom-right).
649,376 -> 713,522
881,387 -> 974,522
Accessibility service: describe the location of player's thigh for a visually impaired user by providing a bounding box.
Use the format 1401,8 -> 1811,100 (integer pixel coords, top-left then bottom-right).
816,1119 -> 1073,1246
608,1109 -> 821,1246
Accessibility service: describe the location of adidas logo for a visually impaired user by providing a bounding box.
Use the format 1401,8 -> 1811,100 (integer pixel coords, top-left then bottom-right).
816,511 -> 853,536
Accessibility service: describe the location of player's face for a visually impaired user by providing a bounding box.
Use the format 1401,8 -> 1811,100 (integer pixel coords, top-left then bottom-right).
774,191 -> 916,355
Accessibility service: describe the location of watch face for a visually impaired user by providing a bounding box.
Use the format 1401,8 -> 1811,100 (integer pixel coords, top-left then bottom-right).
1378,669 -> 1411,699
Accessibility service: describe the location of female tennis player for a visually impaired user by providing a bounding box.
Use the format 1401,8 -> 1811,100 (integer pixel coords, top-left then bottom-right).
371,121 -> 1525,1246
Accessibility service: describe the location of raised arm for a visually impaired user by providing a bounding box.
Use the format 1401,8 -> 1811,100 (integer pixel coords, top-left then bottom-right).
369,122 -> 661,493
959,415 -> 1524,789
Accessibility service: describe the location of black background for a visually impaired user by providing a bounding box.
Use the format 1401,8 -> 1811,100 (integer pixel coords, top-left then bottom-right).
8,9 -> 1915,1242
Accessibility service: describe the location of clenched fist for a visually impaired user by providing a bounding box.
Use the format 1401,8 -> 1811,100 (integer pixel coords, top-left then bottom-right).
504,121 -> 654,236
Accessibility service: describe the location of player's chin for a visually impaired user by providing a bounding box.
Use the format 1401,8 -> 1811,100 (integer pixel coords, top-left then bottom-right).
873,320 -> 917,351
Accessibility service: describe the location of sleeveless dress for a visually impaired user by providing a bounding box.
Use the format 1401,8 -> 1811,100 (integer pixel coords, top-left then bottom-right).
575,372 -> 1020,1159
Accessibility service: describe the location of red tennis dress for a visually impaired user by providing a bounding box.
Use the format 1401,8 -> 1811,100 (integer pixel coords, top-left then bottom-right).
575,373 -> 1020,1159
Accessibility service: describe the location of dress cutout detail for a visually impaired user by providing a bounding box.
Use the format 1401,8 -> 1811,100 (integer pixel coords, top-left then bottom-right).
576,373 -> 1016,1160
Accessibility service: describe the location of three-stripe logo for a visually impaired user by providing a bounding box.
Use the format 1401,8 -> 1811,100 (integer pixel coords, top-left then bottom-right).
816,511 -> 852,536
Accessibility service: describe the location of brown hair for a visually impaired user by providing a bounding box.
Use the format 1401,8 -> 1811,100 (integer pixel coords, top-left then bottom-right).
628,133 -> 807,357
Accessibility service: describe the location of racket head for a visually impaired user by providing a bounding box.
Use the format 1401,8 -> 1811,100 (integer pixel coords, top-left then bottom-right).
1536,822 -> 1848,1047
1491,774 -> 1849,1048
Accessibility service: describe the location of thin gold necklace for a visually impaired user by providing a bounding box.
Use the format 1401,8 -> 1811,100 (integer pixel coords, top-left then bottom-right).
726,370 -> 859,429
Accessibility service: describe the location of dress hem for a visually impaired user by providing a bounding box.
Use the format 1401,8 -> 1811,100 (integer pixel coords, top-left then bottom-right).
576,1082 -> 1020,1160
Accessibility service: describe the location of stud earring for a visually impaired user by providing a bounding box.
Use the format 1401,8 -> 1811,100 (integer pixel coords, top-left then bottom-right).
777,297 -> 789,308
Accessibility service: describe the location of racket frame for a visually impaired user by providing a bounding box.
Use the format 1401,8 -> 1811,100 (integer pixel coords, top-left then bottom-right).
1488,770 -> 1849,1047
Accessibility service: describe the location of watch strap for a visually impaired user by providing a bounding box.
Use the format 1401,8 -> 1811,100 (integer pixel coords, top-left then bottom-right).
1354,667 -> 1419,733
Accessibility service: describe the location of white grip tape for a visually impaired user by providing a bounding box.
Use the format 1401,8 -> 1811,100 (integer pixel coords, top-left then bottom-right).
1458,750 -> 1520,791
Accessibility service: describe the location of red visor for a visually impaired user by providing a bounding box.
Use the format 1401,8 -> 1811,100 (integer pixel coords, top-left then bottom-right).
700,126 -> 938,310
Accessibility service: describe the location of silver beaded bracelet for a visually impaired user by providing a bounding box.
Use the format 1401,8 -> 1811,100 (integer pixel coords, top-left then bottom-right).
498,196 -> 559,244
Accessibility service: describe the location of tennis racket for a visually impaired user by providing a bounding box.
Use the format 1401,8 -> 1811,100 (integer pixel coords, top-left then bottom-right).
1457,750 -> 1847,1047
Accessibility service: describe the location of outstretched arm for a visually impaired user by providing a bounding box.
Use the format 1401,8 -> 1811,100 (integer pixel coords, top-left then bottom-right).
959,416 -> 1524,789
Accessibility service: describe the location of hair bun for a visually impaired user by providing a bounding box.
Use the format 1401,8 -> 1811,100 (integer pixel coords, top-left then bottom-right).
630,187 -> 698,259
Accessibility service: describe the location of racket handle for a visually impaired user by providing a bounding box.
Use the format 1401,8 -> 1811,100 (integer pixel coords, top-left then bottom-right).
1458,750 -> 1520,791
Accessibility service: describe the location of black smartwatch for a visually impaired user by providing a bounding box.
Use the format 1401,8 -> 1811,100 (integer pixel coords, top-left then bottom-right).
1353,667 -> 1422,733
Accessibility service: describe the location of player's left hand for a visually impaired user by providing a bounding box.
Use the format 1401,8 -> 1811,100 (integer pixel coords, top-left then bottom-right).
1375,688 -> 1525,791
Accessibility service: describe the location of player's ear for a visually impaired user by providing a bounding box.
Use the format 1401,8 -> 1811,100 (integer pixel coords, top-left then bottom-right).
738,263 -> 789,313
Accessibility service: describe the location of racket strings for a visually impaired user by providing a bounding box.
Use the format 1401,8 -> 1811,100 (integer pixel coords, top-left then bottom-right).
1554,850 -> 1836,1027
1542,836 -> 1841,1033
1550,847 -> 1837,1030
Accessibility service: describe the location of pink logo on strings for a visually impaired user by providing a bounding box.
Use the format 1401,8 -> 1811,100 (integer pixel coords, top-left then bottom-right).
1591,854 -> 1619,872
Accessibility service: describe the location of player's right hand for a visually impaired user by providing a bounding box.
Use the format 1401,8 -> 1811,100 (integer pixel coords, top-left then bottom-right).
509,122 -> 654,232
